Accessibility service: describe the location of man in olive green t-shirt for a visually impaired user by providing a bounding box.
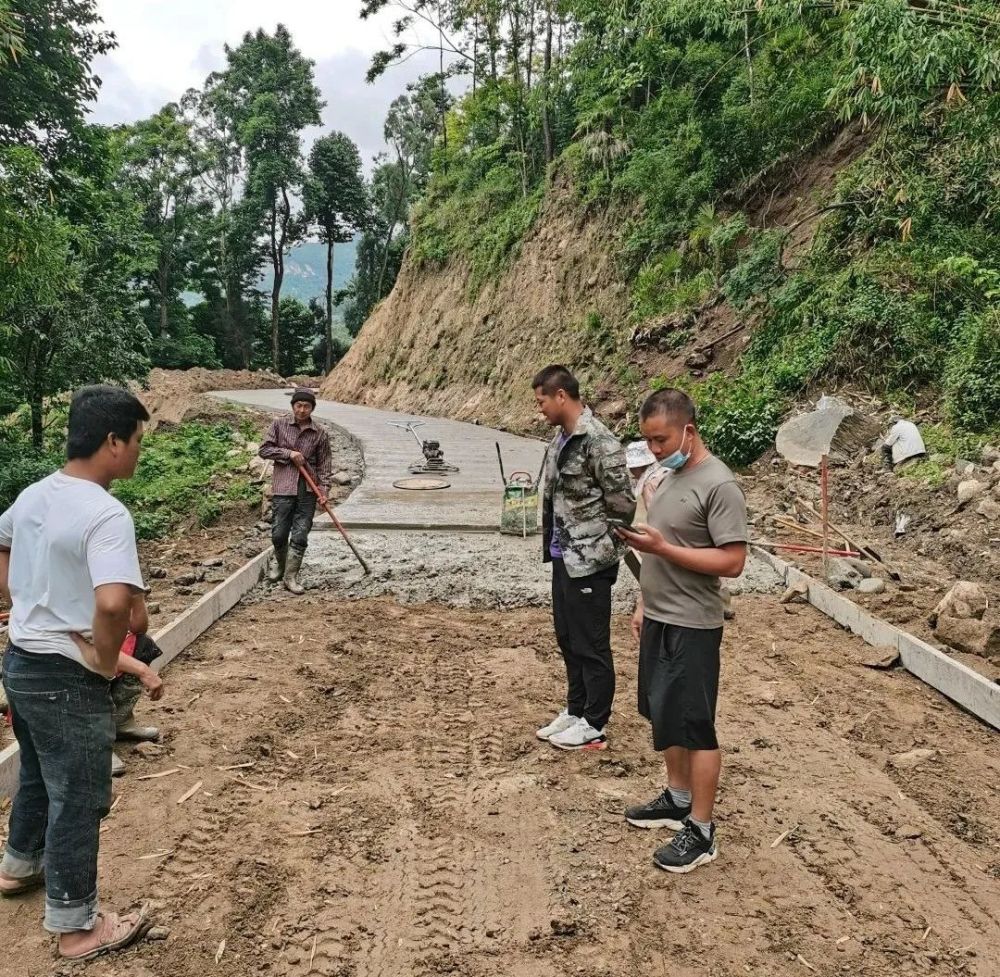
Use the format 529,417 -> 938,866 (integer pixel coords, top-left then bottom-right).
615,388 -> 748,874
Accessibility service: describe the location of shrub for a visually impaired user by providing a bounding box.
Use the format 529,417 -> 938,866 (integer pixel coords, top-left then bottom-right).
945,311 -> 1000,432
652,372 -> 786,469
113,423 -> 258,539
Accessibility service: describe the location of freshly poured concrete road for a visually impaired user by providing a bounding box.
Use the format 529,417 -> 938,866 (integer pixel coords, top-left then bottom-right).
213,390 -> 546,530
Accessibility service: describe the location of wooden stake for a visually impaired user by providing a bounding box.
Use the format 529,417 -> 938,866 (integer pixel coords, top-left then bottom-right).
309,934 -> 317,971
177,780 -> 203,805
137,767 -> 181,781
772,516 -> 826,540
755,541 -> 861,558
820,453 -> 830,577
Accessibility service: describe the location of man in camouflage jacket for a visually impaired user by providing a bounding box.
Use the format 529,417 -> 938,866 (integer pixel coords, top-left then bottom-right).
533,365 -> 635,752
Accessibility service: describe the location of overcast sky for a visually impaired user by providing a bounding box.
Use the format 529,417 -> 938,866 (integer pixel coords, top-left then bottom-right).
90,0 -> 446,168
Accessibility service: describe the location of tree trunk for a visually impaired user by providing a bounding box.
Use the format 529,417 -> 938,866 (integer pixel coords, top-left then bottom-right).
28,346 -> 44,451
270,202 -> 282,373
438,2 -> 447,157
30,394 -> 43,452
526,0 -> 537,91
472,19 -> 478,93
377,225 -> 395,300
271,278 -> 282,373
541,1 -> 554,167
325,236 -> 334,373
158,261 -> 169,337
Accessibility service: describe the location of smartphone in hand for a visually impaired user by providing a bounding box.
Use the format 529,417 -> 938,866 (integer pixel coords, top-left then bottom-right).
608,518 -> 647,535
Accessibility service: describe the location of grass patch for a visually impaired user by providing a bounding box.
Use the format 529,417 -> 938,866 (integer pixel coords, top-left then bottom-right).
899,459 -> 948,488
114,422 -> 261,540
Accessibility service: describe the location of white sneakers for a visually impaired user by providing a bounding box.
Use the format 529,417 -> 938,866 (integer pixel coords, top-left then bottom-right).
536,709 -> 580,741
550,718 -> 608,751
537,710 -> 609,751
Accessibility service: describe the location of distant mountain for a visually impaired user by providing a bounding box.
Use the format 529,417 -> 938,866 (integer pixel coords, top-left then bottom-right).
259,238 -> 360,312
182,238 -> 359,340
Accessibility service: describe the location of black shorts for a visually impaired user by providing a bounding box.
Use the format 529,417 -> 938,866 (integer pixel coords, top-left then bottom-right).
638,619 -> 722,751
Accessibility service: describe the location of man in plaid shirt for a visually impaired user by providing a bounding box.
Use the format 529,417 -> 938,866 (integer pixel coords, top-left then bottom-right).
259,388 -> 332,594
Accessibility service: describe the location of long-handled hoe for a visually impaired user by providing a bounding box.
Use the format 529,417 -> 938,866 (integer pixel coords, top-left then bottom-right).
294,459 -> 371,576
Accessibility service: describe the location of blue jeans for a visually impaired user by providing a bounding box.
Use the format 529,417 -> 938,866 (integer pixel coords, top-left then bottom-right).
1,644 -> 114,932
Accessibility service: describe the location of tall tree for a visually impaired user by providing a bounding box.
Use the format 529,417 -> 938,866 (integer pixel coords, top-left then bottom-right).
122,104 -> 208,339
304,133 -> 369,372
179,80 -> 263,368
0,133 -> 150,448
378,78 -> 444,292
219,25 -> 323,371
0,0 -> 114,157
342,161 -> 411,337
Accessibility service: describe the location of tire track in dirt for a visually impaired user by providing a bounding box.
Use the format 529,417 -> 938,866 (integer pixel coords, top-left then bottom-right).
8,596 -> 997,977
366,652 -> 476,975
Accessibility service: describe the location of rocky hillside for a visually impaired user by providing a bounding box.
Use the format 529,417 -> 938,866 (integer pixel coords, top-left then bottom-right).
321,128 -> 864,437
322,175 -> 629,434
324,3 -> 999,460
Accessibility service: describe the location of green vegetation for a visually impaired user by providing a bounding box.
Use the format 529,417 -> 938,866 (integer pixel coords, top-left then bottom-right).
0,2 -> 384,449
365,0 -> 999,466
0,412 -> 261,538
4,0 -> 999,478
114,423 -> 260,540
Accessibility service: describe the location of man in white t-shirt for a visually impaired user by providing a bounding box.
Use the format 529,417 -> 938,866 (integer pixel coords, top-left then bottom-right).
0,385 -> 155,960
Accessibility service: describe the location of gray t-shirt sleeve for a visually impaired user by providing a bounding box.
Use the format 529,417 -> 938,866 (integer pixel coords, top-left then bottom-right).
706,480 -> 748,547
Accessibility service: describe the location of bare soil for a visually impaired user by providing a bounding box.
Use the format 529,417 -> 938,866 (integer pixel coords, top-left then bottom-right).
743,420 -> 1000,682
137,368 -> 291,430
3,591 -> 998,977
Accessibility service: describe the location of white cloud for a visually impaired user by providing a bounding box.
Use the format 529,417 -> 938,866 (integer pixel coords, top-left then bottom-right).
89,0 -> 446,160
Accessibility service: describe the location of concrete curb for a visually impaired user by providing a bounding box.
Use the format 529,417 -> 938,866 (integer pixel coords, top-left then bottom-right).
316,520 -> 504,534
0,547 -> 273,799
753,546 -> 1000,732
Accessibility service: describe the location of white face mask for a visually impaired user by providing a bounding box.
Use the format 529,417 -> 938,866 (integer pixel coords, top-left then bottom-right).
659,426 -> 692,471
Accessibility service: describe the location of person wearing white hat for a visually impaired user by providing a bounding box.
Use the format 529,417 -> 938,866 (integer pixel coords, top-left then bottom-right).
626,440 -> 665,514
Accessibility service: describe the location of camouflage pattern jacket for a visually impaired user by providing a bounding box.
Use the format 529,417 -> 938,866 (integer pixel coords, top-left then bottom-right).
541,408 -> 636,578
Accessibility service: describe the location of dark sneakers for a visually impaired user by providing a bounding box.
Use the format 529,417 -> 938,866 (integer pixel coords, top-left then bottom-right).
653,819 -> 718,874
625,790 -> 692,831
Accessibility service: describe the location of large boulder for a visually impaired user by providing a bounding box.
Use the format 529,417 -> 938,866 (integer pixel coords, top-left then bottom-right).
827,556 -> 869,590
934,616 -> 1000,660
957,479 -> 986,505
930,581 -> 988,626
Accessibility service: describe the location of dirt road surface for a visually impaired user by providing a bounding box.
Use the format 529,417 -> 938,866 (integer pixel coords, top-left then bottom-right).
3,590 -> 998,977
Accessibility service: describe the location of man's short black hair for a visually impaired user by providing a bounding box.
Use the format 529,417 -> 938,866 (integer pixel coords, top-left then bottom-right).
639,388 -> 697,426
532,364 -> 580,400
67,385 -> 151,460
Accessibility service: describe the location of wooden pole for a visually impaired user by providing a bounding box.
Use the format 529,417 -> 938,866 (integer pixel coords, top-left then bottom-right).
295,460 -> 372,575
820,454 -> 830,577
755,541 -> 860,558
